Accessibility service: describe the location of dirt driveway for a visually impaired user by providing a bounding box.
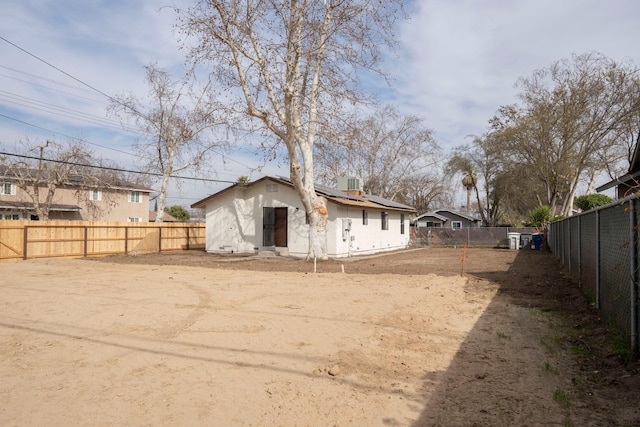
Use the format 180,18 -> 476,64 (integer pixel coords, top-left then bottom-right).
1,248 -> 638,426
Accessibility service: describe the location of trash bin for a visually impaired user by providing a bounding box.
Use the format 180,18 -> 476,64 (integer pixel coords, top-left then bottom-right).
532,233 -> 543,250
520,233 -> 532,250
507,232 -> 521,250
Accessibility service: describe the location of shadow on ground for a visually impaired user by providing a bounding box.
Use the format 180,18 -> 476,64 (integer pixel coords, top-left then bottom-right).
410,248 -> 640,426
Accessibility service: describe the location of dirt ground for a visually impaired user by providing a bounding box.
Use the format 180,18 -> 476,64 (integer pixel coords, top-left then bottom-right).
1,247 -> 639,426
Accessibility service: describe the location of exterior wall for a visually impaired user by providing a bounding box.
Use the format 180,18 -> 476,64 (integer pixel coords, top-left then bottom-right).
0,183 -> 150,222
330,205 -> 411,257
80,190 -> 150,222
203,182 -> 309,256
203,179 -> 412,258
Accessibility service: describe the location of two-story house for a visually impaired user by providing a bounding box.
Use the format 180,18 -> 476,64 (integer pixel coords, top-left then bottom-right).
0,167 -> 153,222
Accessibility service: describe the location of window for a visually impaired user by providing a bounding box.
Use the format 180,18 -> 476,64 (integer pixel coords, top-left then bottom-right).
1,183 -> 15,196
128,191 -> 141,203
266,184 -> 278,193
89,190 -> 102,201
452,221 -> 462,229
400,214 -> 405,234
362,210 -> 368,225
381,211 -> 389,230
128,217 -> 141,223
0,212 -> 20,220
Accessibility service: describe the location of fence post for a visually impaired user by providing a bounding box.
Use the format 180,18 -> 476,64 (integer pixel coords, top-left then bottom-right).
577,215 -> 582,288
23,225 -> 28,260
567,219 -> 572,273
186,226 -> 190,250
83,226 -> 88,257
125,226 -> 129,254
595,209 -> 600,309
158,226 -> 162,252
630,199 -> 638,352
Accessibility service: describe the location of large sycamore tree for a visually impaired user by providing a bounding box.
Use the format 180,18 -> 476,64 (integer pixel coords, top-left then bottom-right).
178,0 -> 404,259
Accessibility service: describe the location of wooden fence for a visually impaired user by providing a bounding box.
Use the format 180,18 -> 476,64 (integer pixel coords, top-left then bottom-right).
0,220 -> 206,262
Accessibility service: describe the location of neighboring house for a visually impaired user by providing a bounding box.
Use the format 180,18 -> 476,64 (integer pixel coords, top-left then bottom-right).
191,176 -> 416,258
597,138 -> 640,199
413,209 -> 481,229
0,168 -> 153,222
149,211 -> 178,222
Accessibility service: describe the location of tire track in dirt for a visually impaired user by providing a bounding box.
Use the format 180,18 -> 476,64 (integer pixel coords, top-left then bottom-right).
156,284 -> 212,339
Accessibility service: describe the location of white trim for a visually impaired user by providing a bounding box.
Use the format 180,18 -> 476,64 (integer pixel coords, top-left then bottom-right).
128,191 -> 142,203
0,182 -> 15,196
0,211 -> 21,220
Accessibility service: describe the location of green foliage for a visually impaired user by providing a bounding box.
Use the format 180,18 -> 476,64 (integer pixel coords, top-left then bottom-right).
237,175 -> 250,183
574,194 -> 612,211
165,205 -> 190,221
527,205 -> 553,227
553,388 -> 571,408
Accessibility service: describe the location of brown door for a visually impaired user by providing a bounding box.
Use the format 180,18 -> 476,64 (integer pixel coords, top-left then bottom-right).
274,207 -> 288,247
263,207 -> 288,247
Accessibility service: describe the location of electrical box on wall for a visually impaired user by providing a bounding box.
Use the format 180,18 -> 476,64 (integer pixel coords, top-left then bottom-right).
342,219 -> 352,241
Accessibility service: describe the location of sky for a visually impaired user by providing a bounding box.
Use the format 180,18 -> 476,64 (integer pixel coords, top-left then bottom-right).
1,0 -> 639,207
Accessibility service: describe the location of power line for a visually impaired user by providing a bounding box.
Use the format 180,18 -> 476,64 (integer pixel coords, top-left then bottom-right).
0,151 -> 239,184
0,91 -> 135,132
0,113 -> 136,156
0,64 -> 100,96
0,36 -> 116,102
0,70 -> 105,104
0,113 -> 261,180
0,37 -> 262,179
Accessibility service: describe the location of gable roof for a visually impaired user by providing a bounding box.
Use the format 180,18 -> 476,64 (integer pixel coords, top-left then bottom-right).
596,135 -> 640,193
413,209 -> 480,223
434,208 -> 480,222
413,211 -> 449,222
191,176 -> 416,213
0,166 -> 153,193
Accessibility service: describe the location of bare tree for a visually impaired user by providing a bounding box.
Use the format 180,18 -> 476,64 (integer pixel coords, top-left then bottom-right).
178,0 -> 404,259
0,139 -> 113,220
315,105 -> 440,200
397,172 -> 452,215
495,53 -> 640,217
110,63 -> 227,222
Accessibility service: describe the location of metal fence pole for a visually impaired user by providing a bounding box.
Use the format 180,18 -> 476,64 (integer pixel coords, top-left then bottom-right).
578,215 -> 582,288
630,199 -> 638,352
568,218 -> 572,274
596,209 -> 600,309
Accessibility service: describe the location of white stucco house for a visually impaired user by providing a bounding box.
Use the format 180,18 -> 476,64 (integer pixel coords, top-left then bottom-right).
191,176 -> 416,258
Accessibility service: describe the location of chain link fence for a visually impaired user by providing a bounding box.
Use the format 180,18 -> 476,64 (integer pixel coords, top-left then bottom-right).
413,226 -> 541,248
548,196 -> 639,353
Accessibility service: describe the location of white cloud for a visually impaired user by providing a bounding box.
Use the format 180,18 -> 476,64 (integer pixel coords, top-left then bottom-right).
1,0 -> 639,204
392,0 -> 640,151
